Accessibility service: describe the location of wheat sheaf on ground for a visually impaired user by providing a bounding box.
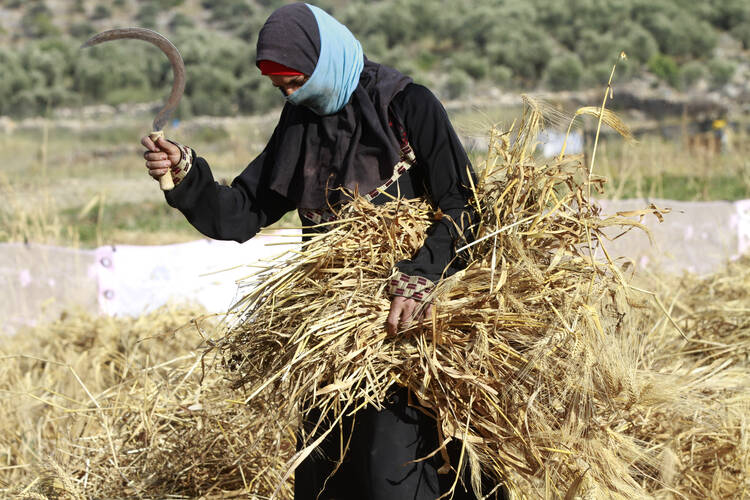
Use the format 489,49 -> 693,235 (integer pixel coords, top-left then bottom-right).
1,308 -> 293,500
214,98 -> 749,499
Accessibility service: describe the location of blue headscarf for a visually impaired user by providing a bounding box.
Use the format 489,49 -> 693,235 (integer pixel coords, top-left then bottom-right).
285,4 -> 364,116
255,3 -> 412,209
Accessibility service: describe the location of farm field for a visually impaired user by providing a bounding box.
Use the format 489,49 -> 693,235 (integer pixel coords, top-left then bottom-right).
2,0 -> 750,497
1,102 -> 749,498
2,104 -> 749,248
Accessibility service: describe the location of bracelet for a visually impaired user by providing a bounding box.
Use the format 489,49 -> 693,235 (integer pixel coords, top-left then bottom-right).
387,272 -> 435,301
167,140 -> 193,185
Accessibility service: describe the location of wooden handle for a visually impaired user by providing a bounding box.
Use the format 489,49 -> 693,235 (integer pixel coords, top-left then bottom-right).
149,130 -> 174,191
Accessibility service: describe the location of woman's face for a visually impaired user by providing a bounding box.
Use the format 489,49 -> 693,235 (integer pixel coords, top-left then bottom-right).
267,74 -> 309,96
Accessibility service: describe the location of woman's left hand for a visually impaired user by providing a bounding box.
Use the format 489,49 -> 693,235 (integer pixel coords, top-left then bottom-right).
386,296 -> 433,335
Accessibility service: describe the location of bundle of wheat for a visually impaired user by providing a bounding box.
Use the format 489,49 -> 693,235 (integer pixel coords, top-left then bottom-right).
212,99 -> 749,498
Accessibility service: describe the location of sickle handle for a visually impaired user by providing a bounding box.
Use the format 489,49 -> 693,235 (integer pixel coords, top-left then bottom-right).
149,130 -> 174,191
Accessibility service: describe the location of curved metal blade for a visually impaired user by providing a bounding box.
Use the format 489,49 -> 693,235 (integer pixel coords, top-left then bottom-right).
82,28 -> 186,131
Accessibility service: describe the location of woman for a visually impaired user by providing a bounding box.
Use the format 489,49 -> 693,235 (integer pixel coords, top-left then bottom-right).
142,3 -> 497,498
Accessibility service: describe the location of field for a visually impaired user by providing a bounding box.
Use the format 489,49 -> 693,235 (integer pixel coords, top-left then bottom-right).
1,98 -> 750,499
2,102 -> 749,248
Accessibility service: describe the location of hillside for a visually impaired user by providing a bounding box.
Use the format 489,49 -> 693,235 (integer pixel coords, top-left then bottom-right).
0,0 -> 749,119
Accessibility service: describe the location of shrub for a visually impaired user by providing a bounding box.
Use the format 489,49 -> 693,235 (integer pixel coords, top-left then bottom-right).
185,64 -> 239,115
203,0 -> 254,30
707,59 -> 736,88
90,5 -> 111,20
442,68 -> 471,100
20,45 -> 68,87
73,44 -> 155,101
136,3 -> 159,30
643,11 -> 717,58
679,60 -> 707,88
169,12 -> 195,32
731,22 -> 750,49
7,89 -> 40,117
707,0 -> 750,30
152,0 -> 185,7
576,29 -> 620,66
237,74 -> 281,115
489,65 -> 513,88
545,53 -> 584,90
486,24 -> 553,82
69,22 -> 95,39
448,52 -> 489,80
647,53 -> 679,87
618,23 -> 659,64
21,2 -> 60,38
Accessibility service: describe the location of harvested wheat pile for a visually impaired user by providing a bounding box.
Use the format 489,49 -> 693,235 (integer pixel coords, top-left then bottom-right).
0,307 -> 293,499
641,255 -> 750,369
212,100 -> 750,499
3,100 -> 749,500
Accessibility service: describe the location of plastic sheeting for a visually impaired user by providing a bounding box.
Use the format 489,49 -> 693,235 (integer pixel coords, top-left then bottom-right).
597,199 -> 747,275
1,231 -> 300,334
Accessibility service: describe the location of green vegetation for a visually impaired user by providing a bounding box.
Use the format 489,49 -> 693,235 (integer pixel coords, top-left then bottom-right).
0,0 -> 748,119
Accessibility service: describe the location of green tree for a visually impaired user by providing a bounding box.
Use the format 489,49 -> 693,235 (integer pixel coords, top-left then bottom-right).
90,5 -> 111,20
545,53 -> 584,90
647,53 -> 679,87
707,59 -> 736,88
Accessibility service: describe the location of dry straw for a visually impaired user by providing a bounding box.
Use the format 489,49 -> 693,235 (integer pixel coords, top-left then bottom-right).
1,308 -> 292,499
3,97 -> 749,499
209,96 -> 749,498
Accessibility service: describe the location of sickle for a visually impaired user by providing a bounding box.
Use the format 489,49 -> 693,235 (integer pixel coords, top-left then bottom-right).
82,27 -> 185,131
82,28 -> 186,190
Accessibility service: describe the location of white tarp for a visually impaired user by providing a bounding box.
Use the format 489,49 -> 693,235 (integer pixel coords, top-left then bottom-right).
596,199 -> 744,275
1,231 -> 300,334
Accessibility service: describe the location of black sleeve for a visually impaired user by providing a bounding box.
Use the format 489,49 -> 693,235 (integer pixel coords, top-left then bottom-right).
391,83 -> 476,283
163,139 -> 295,243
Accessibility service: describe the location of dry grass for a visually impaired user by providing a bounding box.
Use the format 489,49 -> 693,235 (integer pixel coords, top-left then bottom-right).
2,99 -> 749,499
0,307 -> 293,499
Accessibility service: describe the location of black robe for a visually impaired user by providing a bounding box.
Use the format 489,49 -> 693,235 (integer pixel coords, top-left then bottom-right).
165,83 -> 474,284
165,83 -> 504,498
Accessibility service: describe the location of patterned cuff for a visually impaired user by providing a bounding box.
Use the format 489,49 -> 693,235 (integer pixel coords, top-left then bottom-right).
387,272 -> 435,301
167,140 -> 193,185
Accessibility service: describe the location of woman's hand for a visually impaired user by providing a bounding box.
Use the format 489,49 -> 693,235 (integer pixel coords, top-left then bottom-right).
386,296 -> 433,335
141,135 -> 181,181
